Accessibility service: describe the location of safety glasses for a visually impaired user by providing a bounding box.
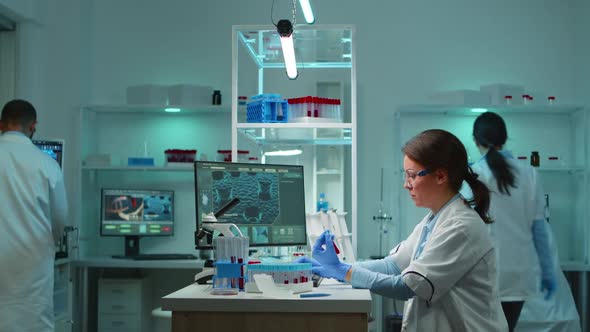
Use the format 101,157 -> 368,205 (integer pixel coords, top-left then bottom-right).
404,169 -> 431,187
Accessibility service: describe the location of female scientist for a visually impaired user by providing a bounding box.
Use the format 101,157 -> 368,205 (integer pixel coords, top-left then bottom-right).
306,129 -> 508,331
467,112 -> 555,331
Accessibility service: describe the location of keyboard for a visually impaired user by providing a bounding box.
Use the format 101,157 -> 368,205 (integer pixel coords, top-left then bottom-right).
131,253 -> 198,260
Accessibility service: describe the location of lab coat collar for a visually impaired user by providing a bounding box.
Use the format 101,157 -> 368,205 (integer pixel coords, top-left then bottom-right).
427,193 -> 462,227
0,131 -> 32,143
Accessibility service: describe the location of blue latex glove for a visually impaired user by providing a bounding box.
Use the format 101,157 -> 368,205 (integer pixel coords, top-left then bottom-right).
293,255 -> 321,267
532,219 -> 556,300
312,230 -> 351,280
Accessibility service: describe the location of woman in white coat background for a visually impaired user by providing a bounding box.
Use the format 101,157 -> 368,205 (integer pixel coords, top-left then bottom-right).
303,129 -> 508,331
467,111 -> 557,332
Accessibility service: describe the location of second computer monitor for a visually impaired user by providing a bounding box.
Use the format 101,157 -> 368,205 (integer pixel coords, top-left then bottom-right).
101,189 -> 174,237
195,161 -> 307,249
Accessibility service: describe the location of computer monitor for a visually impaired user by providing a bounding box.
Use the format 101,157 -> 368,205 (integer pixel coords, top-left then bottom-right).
100,188 -> 174,257
194,161 -> 307,249
32,139 -> 64,168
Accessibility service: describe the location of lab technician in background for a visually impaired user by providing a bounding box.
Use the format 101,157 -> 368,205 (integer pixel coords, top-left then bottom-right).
464,112 -> 556,332
301,129 -> 508,331
0,99 -> 68,332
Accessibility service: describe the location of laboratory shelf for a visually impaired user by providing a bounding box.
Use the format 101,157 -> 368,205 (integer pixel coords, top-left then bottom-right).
238,126 -> 352,146
236,24 -> 353,69
396,104 -> 585,116
316,169 -> 342,175
81,165 -> 193,172
536,167 -> 585,173
237,122 -> 353,129
82,104 -> 230,114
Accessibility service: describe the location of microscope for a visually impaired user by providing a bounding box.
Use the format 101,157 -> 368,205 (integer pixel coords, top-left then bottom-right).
194,197 -> 243,284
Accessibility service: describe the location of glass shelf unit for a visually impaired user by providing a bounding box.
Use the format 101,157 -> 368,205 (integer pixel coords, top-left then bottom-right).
232,24 -> 357,258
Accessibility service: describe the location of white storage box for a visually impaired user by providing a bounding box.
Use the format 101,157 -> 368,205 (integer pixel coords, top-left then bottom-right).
168,84 -> 213,106
428,89 -> 490,106
480,83 -> 525,105
126,84 -> 168,105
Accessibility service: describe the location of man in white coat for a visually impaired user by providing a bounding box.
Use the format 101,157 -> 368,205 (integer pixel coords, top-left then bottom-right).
0,99 -> 68,332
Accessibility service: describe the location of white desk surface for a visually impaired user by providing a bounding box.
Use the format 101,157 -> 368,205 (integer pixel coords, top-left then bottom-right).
72,256 -> 206,269
162,280 -> 372,314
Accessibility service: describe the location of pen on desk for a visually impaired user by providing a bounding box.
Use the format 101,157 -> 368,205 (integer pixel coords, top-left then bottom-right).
300,293 -> 331,298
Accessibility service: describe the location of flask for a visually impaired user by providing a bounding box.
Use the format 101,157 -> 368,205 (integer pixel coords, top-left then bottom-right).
530,151 -> 540,167
212,90 -> 222,105
317,192 -> 328,212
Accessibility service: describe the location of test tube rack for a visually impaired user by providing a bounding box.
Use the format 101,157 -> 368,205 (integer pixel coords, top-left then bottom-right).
245,263 -> 313,294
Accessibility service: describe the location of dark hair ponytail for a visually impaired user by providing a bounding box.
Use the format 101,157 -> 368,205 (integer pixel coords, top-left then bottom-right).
465,168 -> 492,224
485,148 -> 516,195
473,112 -> 516,195
403,129 -> 491,224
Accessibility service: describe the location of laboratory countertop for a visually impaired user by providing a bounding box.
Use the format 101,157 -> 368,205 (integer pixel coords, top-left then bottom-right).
72,256 -> 206,269
561,261 -> 590,272
162,280 -> 372,314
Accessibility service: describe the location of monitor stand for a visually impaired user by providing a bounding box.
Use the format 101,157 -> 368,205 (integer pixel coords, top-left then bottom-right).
112,236 -> 141,259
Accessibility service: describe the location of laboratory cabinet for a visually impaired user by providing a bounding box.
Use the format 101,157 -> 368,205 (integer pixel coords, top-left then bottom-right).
230,24 -> 358,255
391,104 -> 589,265
97,278 -> 151,332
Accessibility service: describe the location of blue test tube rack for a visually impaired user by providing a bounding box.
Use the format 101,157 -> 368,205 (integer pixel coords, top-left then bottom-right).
246,93 -> 289,123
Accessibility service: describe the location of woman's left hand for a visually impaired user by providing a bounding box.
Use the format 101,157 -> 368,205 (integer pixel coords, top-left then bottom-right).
312,230 -> 351,280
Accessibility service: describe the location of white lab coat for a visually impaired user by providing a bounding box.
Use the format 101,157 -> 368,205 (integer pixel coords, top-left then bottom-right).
392,198 -> 508,332
0,132 -> 68,332
516,222 -> 581,332
470,155 -> 544,300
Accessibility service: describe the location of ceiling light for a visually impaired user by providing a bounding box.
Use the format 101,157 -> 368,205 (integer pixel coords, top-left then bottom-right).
299,0 -> 315,24
264,149 -> 302,156
165,108 -> 181,113
277,19 -> 298,80
470,108 -> 488,113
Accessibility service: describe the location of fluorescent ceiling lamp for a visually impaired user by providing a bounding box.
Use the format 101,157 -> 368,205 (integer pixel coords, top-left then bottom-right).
277,20 -> 298,80
165,108 -> 181,113
280,34 -> 298,79
299,0 -> 315,24
470,108 -> 487,113
264,149 -> 302,157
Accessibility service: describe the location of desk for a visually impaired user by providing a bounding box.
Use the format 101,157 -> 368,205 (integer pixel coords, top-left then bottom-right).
162,281 -> 372,332
72,256 -> 205,332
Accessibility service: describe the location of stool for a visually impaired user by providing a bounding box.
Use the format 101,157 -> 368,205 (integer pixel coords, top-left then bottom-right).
151,307 -> 172,332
